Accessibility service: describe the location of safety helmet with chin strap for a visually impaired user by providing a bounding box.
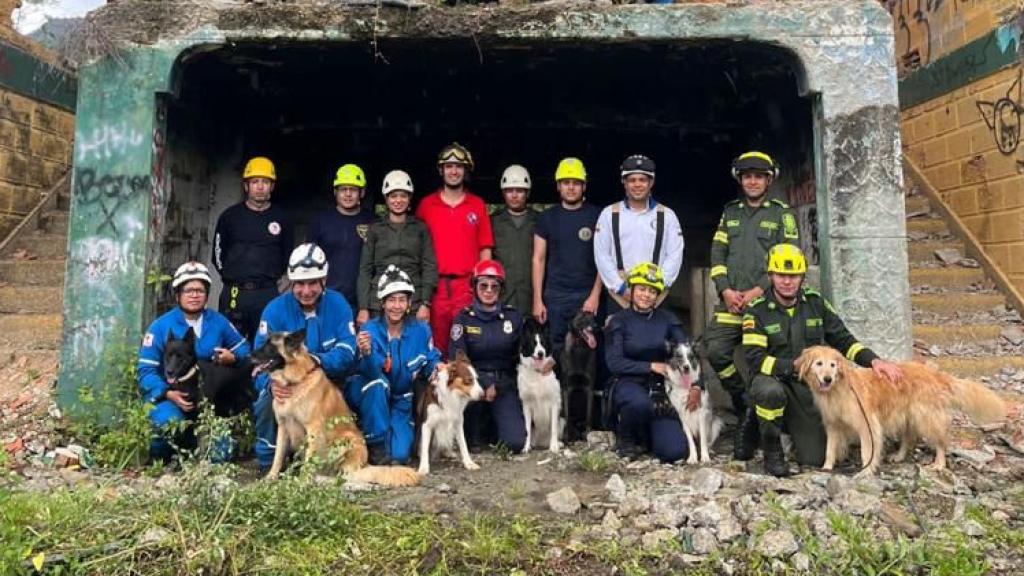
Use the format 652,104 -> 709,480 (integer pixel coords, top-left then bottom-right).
627,261 -> 665,293
288,243 -> 329,281
377,265 -> 416,301
731,151 -> 779,181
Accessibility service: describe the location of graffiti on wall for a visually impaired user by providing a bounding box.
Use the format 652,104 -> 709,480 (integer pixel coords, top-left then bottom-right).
786,172 -> 820,265
74,168 -> 151,235
72,236 -> 136,283
977,70 -> 1023,155
67,317 -> 119,366
886,0 -> 975,72
76,122 -> 145,162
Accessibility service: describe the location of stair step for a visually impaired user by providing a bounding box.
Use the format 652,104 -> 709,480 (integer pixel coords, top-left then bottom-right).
0,314 -> 61,350
0,286 -> 63,314
909,267 -> 987,288
911,293 -> 1005,314
0,348 -> 59,372
906,218 -> 950,236
907,239 -> 966,263
913,324 -> 1003,346
0,259 -> 65,286
905,194 -> 931,214
41,211 -> 68,234
932,356 -> 1024,379
0,233 -> 68,260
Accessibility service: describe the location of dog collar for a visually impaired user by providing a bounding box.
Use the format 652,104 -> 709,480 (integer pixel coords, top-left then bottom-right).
167,364 -> 198,385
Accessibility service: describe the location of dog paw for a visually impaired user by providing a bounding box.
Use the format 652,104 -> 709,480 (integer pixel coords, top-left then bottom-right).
549,442 -> 561,454
522,445 -> 532,454
686,455 -> 698,465
463,460 -> 480,471
416,466 -> 429,476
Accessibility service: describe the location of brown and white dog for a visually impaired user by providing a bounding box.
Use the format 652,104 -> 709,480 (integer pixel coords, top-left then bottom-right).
252,330 -> 419,486
796,345 -> 1006,476
415,349 -> 484,475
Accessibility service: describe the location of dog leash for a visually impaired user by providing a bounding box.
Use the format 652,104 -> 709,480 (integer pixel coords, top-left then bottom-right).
849,384 -> 875,471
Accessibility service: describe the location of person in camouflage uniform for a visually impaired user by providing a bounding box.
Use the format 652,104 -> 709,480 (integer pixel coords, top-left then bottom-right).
491,165 -> 536,315
742,244 -> 903,477
706,151 -> 800,461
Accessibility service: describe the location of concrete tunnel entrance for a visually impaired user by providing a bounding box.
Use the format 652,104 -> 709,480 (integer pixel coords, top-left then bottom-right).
160,39 -> 817,326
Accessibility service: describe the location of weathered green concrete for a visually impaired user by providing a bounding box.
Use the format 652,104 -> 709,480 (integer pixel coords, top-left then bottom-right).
58,0 -> 910,413
898,23 -> 1022,109
0,42 -> 76,110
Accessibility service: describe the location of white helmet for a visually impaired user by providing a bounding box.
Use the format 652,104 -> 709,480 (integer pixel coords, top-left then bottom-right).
382,170 -> 414,196
287,243 -> 328,281
172,261 -> 212,290
376,265 -> 416,301
500,164 -> 531,190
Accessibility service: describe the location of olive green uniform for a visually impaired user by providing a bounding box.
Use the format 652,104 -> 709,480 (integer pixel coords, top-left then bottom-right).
706,198 -> 799,397
356,217 -> 438,313
742,286 -> 878,466
491,207 -> 537,315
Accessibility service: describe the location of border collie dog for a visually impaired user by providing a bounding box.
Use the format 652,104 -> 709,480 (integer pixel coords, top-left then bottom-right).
517,318 -> 562,454
665,341 -> 722,464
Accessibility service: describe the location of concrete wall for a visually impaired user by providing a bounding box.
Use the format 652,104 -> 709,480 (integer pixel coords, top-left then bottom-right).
58,1 -> 911,409
885,1 -> 1024,289
0,10 -> 76,239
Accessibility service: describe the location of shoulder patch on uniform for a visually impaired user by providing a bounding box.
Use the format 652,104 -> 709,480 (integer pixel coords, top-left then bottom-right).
142,332 -> 154,347
450,323 -> 463,341
782,213 -> 798,239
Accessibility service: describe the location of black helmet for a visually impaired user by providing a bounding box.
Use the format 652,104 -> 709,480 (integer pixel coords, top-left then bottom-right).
620,154 -> 656,179
731,151 -> 779,181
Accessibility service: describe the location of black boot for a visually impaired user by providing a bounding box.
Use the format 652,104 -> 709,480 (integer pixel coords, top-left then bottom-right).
733,405 -> 759,461
616,438 -> 643,460
367,442 -> 391,466
759,419 -> 791,477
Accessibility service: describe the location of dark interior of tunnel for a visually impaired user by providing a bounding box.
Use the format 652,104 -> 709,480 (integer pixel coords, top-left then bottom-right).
163,38 -> 816,317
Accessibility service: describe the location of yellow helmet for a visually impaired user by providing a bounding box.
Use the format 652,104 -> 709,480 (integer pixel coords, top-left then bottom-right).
333,164 -> 366,188
627,262 -> 665,292
766,244 -> 807,275
555,157 -> 587,182
731,151 -> 778,181
243,156 -> 276,181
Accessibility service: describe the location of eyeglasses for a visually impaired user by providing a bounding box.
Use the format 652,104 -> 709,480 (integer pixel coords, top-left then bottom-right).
182,288 -> 207,296
477,282 -> 501,292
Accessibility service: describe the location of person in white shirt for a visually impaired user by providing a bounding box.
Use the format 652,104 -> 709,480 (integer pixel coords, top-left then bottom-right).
594,155 -> 684,309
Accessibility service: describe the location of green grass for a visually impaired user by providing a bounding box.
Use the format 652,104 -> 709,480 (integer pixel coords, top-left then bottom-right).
576,449 -> 613,473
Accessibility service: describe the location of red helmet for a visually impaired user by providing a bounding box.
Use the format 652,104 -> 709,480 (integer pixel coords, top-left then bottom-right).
472,259 -> 506,282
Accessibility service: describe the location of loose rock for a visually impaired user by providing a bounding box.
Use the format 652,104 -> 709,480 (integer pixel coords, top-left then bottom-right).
756,529 -> 799,558
641,528 -> 676,551
691,528 -> 718,555
605,473 -> 627,502
691,467 -> 724,496
546,487 -> 581,514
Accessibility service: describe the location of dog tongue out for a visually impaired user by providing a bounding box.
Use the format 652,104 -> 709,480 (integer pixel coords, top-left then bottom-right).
681,372 -> 693,389
583,330 -> 597,349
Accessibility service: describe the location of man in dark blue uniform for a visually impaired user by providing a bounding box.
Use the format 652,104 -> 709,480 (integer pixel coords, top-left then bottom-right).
309,163 -> 376,306
213,156 -> 294,342
606,262 -> 692,462
450,260 -> 527,452
532,157 -> 602,358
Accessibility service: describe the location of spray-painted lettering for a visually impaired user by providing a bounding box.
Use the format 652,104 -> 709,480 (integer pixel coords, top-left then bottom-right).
73,236 -> 135,282
74,168 -> 151,235
76,122 -> 145,162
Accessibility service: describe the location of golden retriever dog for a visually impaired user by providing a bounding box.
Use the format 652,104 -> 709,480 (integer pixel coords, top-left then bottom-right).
796,345 -> 1006,476
253,329 -> 419,486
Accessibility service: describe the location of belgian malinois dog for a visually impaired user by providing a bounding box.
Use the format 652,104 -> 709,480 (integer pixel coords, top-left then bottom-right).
252,329 -> 419,486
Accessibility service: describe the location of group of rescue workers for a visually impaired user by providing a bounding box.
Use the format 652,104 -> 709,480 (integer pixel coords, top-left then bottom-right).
139,143 -> 904,477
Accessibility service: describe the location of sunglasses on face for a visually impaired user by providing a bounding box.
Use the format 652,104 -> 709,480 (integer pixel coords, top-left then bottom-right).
477,282 -> 501,292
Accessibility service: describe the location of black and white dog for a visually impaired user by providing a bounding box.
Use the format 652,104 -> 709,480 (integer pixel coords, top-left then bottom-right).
164,328 -> 253,417
517,318 -> 562,454
665,341 -> 722,464
560,310 -> 598,442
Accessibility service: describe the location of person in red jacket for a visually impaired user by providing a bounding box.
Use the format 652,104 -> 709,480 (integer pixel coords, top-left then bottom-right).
415,142 -> 493,355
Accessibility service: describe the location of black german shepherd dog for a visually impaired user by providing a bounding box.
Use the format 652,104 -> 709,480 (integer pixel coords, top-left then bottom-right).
163,328 -> 253,417
560,310 -> 598,442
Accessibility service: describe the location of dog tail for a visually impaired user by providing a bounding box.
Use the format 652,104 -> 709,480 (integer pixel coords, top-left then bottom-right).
949,377 -> 1007,426
346,465 -> 421,487
709,416 -> 724,448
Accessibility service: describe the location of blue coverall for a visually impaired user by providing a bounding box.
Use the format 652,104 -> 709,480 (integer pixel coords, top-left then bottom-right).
138,307 -> 250,460
449,302 -> 527,452
344,316 -> 440,464
252,289 -> 358,468
605,306 -> 688,463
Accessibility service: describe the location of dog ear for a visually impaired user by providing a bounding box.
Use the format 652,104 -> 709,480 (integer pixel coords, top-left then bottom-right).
793,349 -> 810,383
285,329 -> 306,351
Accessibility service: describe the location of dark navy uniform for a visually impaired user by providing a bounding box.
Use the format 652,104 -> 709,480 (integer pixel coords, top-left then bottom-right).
605,306 -> 688,462
449,302 -> 526,452
213,203 -> 294,342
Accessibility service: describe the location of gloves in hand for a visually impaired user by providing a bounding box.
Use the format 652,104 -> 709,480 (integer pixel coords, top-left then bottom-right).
649,379 -> 676,419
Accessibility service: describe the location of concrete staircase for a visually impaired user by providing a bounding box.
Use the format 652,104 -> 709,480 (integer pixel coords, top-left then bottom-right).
0,177 -> 68,394
906,186 -> 1024,382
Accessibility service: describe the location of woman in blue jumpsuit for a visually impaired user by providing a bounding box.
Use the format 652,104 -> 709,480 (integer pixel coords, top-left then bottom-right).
138,261 -> 250,461
605,262 -> 689,462
449,259 -> 527,453
345,265 -> 441,465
